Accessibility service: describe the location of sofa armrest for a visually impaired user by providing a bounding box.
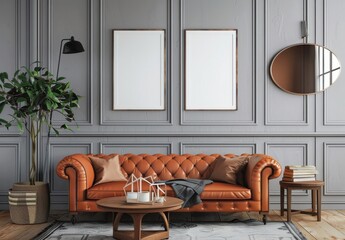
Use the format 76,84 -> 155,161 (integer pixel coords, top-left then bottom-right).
56,154 -> 95,212
245,154 -> 281,205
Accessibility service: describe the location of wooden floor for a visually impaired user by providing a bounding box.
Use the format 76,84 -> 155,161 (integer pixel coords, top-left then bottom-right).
0,210 -> 345,240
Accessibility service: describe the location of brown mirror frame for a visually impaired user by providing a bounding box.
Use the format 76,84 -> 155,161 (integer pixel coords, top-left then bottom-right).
270,44 -> 341,95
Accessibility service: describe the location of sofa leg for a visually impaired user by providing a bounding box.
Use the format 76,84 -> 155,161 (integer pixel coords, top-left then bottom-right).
71,214 -> 78,225
262,214 -> 267,225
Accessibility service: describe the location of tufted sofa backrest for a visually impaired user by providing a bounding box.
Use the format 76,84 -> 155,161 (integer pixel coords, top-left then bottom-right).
87,153 -> 244,180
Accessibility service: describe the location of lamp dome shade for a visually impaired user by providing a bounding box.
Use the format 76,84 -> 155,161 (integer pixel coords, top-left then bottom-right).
63,36 -> 85,54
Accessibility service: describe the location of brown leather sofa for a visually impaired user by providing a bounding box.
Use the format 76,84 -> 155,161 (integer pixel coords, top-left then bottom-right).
56,153 -> 281,224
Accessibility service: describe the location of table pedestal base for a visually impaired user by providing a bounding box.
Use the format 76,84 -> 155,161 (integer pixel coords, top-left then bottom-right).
113,212 -> 169,240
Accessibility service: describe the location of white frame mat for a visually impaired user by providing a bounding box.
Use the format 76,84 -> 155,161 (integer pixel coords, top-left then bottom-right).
185,30 -> 237,110
113,30 -> 165,110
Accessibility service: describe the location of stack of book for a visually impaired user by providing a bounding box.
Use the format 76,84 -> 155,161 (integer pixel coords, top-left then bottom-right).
282,165 -> 318,182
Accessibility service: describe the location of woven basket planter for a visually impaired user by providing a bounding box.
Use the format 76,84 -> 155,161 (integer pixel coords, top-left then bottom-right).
9,182 -> 50,224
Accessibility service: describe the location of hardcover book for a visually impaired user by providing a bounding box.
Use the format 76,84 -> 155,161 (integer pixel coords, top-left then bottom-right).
282,177 -> 316,182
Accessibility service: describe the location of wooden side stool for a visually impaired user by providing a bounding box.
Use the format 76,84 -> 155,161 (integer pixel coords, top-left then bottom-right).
280,180 -> 324,222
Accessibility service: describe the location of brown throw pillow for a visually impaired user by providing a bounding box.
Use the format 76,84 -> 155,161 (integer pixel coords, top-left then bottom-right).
89,155 -> 127,185
209,156 -> 249,185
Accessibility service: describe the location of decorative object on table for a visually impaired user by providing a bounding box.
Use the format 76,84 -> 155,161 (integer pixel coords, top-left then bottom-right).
282,165 -> 318,182
184,29 -> 237,110
123,174 -> 166,204
112,29 -> 166,110
151,182 -> 167,203
0,63 -> 80,224
34,220 -> 307,240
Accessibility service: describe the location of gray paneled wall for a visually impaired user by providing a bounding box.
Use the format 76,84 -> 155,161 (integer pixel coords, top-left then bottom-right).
1,0 -> 345,210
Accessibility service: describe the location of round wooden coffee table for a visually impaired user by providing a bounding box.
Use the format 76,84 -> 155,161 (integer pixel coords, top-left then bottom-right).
97,196 -> 183,240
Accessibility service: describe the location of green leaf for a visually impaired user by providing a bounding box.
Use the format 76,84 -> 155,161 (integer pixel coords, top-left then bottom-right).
12,78 -> 19,86
47,90 -> 60,103
27,91 -> 33,99
44,100 -> 53,110
70,102 -> 79,108
64,82 -> 71,90
0,72 -> 8,80
0,102 -> 5,114
16,118 -> 23,133
18,73 -> 27,82
4,83 -> 13,89
17,97 -> 27,103
60,124 -> 71,130
52,127 -> 59,135
13,69 -> 20,77
0,118 -> 8,125
34,67 -> 42,72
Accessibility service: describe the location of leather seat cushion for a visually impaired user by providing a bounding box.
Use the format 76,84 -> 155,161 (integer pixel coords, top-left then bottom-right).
87,181 -> 251,200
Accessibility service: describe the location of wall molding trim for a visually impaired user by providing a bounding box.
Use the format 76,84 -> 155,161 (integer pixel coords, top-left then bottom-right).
180,142 -> 257,155
322,0 -> 345,126
47,0 -> 93,126
265,142 -> 310,196
100,143 -> 172,154
323,143 -> 345,196
50,132 -> 345,137
49,143 -> 92,196
99,0 -> 173,126
179,0 -> 258,126
264,0 -> 309,126
0,143 -> 20,195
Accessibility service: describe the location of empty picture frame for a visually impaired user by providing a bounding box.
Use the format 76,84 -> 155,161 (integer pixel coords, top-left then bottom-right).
113,30 -> 165,110
185,30 -> 237,110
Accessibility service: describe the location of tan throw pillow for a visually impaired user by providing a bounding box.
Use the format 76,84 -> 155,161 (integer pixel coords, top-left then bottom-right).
209,156 -> 249,185
89,155 -> 127,185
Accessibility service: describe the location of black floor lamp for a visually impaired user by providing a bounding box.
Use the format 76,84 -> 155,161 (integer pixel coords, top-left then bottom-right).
56,36 -> 85,78
43,36 -> 84,182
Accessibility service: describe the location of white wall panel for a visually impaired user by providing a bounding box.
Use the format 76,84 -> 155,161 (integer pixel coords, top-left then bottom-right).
323,143 -> 345,196
265,0 -> 311,127
181,0 -> 257,125
0,145 -> 20,194
265,139 -> 315,198
100,0 -> 172,125
49,0 -> 92,124
181,143 -> 256,155
101,143 -> 172,155
50,144 -> 92,196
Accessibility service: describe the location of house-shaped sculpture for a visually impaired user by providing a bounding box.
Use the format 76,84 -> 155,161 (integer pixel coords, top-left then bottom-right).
123,174 -> 166,203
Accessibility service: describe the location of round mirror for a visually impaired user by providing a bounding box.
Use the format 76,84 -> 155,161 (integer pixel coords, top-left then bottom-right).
270,44 -> 341,94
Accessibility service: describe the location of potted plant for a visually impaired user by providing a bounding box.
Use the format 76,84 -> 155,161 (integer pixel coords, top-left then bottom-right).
0,63 -> 79,224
